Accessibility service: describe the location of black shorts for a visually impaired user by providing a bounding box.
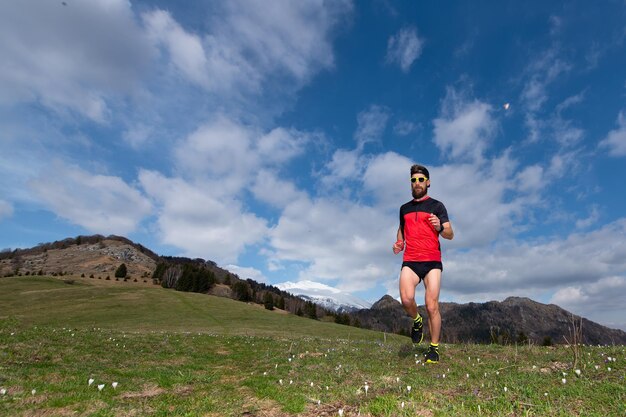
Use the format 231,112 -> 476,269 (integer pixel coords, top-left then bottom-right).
402,261 -> 443,283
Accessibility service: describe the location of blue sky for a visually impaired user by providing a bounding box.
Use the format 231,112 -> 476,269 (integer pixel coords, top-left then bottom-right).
1,0 -> 625,330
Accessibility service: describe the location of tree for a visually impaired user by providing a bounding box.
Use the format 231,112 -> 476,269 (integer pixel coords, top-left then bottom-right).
115,263 -> 127,278
263,292 -> 274,310
277,296 -> 285,310
152,262 -> 167,280
233,281 -> 252,302
304,301 -> 318,320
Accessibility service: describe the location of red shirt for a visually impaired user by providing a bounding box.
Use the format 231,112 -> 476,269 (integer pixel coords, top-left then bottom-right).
399,196 -> 449,262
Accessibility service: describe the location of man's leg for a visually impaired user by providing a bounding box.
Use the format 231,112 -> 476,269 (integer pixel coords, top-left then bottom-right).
423,268 -> 442,344
399,266 -> 424,343
399,266 -> 420,318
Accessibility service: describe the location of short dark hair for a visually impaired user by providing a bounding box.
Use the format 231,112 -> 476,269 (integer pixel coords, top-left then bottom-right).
410,164 -> 430,179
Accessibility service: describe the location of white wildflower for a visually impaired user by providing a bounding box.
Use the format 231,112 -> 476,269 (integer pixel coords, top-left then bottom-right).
574,369 -> 581,377
88,378 -> 94,386
32,389 -> 36,395
0,389 -> 6,395
407,385 -> 412,392
338,409 -> 344,416
112,382 -> 118,389
561,378 -> 566,384
504,386 -> 508,392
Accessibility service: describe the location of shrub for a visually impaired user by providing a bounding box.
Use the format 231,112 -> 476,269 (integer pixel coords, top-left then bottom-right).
115,263 -> 127,278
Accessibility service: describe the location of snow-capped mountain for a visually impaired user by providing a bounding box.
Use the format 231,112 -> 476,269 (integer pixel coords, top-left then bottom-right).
275,280 -> 372,313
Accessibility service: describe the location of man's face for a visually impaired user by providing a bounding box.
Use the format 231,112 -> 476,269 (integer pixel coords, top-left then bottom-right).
411,175 -> 429,199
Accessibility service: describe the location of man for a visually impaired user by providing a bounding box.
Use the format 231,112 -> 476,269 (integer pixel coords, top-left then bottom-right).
393,164 -> 454,363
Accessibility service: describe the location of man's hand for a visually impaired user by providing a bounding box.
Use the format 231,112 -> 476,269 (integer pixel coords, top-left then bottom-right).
392,240 -> 404,254
428,214 -> 442,232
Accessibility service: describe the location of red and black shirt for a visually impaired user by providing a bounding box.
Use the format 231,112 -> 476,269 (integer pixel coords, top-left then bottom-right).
399,196 -> 449,262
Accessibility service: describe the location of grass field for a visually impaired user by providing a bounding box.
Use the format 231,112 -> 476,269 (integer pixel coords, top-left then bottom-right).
0,276 -> 623,416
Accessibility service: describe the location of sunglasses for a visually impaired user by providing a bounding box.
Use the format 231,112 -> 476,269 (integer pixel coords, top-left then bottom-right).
410,177 -> 428,183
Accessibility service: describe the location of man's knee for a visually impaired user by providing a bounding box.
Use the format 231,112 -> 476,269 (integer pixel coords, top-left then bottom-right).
400,295 -> 415,309
425,299 -> 439,316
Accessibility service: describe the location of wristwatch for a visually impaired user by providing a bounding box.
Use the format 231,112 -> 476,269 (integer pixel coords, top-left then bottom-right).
437,224 -> 444,233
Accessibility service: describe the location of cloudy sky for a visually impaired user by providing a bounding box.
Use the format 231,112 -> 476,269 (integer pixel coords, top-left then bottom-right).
1,1 -> 625,330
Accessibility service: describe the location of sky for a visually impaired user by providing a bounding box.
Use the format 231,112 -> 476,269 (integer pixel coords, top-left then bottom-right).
1,0 -> 625,331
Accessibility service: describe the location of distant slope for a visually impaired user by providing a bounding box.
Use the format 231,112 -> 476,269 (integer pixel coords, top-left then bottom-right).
3,235 -> 625,345
0,276 -> 394,342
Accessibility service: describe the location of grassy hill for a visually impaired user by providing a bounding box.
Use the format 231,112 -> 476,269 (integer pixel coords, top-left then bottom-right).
0,276 -> 623,416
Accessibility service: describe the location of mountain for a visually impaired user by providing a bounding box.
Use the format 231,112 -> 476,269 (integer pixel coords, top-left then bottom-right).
275,280 -> 372,313
355,295 -> 626,345
3,235 -> 625,345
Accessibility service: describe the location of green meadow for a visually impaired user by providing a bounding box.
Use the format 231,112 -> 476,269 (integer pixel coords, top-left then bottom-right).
0,276 -> 623,416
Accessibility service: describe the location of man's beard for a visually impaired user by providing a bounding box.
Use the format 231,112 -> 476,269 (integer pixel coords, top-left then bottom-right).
412,186 -> 427,199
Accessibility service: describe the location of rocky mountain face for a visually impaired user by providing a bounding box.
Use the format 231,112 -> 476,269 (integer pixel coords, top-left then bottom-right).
355,295 -> 626,345
0,236 -> 157,278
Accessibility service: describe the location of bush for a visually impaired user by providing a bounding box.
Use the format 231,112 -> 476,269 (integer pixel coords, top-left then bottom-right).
115,263 -> 127,278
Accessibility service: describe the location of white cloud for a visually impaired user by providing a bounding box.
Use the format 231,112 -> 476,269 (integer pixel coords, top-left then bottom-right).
386,27 -> 424,72
29,162 -> 151,235
0,200 -> 13,221
362,151 -> 412,211
393,120 -> 419,136
251,170 -> 307,209
550,275 -> 626,326
269,195 -> 398,292
444,219 -> 626,297
0,0 -> 153,121
143,0 -> 352,95
226,264 -> 267,283
318,149 -> 365,193
354,105 -> 390,149
139,170 -> 268,264
429,159 -> 524,248
599,111 -> 626,157
174,116 -> 311,197
575,205 -> 600,229
433,89 -> 496,162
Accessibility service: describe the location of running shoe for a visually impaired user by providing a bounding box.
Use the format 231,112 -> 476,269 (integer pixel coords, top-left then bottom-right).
424,345 -> 439,364
411,314 -> 424,344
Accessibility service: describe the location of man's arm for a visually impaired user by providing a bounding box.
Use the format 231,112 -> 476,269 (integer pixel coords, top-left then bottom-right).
393,227 -> 404,254
440,222 -> 454,240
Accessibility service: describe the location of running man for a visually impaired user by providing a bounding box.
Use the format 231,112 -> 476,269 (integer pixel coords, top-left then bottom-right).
393,164 -> 454,363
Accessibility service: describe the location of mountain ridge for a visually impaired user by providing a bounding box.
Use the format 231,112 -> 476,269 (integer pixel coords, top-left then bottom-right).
2,234 -> 625,345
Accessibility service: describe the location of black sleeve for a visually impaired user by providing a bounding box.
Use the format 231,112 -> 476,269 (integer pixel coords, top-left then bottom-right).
436,202 -> 449,224
399,207 -> 405,238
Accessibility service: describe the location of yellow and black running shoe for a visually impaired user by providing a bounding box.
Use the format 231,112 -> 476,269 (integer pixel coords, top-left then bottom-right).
411,314 -> 424,344
425,345 -> 439,363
